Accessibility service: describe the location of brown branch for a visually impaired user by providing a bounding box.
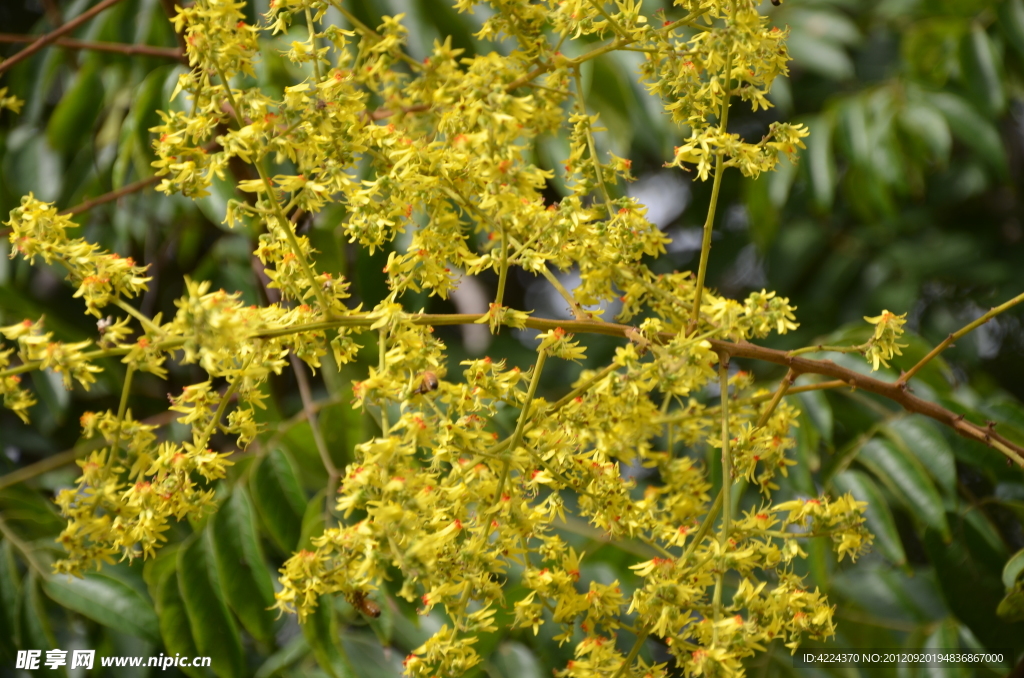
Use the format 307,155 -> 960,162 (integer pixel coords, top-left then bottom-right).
61,175 -> 160,216
252,312 -> 1024,464
718,339 -> 1024,467
0,0 -> 126,75
0,34 -> 186,62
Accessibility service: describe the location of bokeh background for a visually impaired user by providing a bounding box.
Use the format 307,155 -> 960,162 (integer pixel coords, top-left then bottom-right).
2,0 -> 1024,675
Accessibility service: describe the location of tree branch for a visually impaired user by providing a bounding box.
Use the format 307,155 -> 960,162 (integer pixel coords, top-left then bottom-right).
60,176 -> 161,216
0,0 -> 126,75
0,34 -> 186,62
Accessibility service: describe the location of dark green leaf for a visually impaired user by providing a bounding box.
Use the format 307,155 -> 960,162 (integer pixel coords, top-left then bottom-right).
177,531 -> 245,678
898,103 -> 951,164
926,91 -> 1007,177
300,488 -> 327,550
1003,548 -> 1024,589
960,26 -> 1005,117
0,540 -> 22,660
212,488 -> 278,644
924,522 -> 1024,652
1000,0 -> 1024,59
255,634 -> 310,678
488,641 -> 544,678
250,447 -> 308,554
43,571 -> 160,644
802,114 -> 836,210
21,574 -> 63,676
882,418 -> 957,496
152,557 -> 208,678
301,595 -> 356,678
46,64 -> 105,154
798,390 -> 833,444
857,438 -> 950,540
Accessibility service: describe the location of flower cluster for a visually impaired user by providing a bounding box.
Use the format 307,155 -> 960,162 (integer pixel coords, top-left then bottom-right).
863,310 -> 908,370
0,0 -> 880,676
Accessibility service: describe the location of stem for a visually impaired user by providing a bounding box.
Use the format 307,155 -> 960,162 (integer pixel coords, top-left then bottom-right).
0,0 -> 125,74
897,290 -> 1024,385
547,362 -> 618,412
290,353 -> 338,523
495,223 -> 510,310
104,364 -> 136,471
213,65 -> 332,316
378,329 -> 389,436
787,343 -> 867,358
304,7 -> 323,83
539,265 -> 590,320
113,298 -> 162,336
571,67 -> 616,217
3,312 -> 1023,465
327,0 -> 423,72
584,0 -> 632,42
712,355 -> 732,643
611,631 -> 650,678
755,368 -> 796,428
493,350 -> 548,506
687,46 -> 734,336
681,489 -> 723,564
718,358 -> 732,544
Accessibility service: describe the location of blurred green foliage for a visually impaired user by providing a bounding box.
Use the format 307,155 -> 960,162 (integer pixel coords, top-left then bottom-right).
1,0 -> 1024,676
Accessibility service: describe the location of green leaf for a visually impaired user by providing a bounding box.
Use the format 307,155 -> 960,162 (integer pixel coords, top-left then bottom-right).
857,438 -> 950,540
255,634 -> 310,678
924,522 -> 1024,652
997,582 -> 1024,622
0,541 -> 22,660
1000,0 -> 1024,59
211,488 -> 278,645
300,488 -> 327,550
1003,548 -> 1024,589
832,470 -> 906,566
802,114 -> 836,210
177,531 -> 245,678
882,418 -> 957,496
922,618 -> 971,678
301,595 -> 356,678
797,390 -> 833,445
46,63 -> 105,154
21,574 -> 63,676
926,91 -> 1007,177
787,32 -> 855,80
43,571 -> 160,644
152,558 -> 208,678
250,447 -> 308,554
899,103 -> 952,164
488,641 -> 544,678
960,26 -> 1005,117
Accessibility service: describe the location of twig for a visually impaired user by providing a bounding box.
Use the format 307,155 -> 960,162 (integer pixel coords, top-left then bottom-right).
687,47 -> 734,336
60,176 -> 161,216
0,0 -> 126,75
0,34 -> 185,62
0,411 -> 177,491
0,515 -> 48,578
897,291 -> 1024,386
